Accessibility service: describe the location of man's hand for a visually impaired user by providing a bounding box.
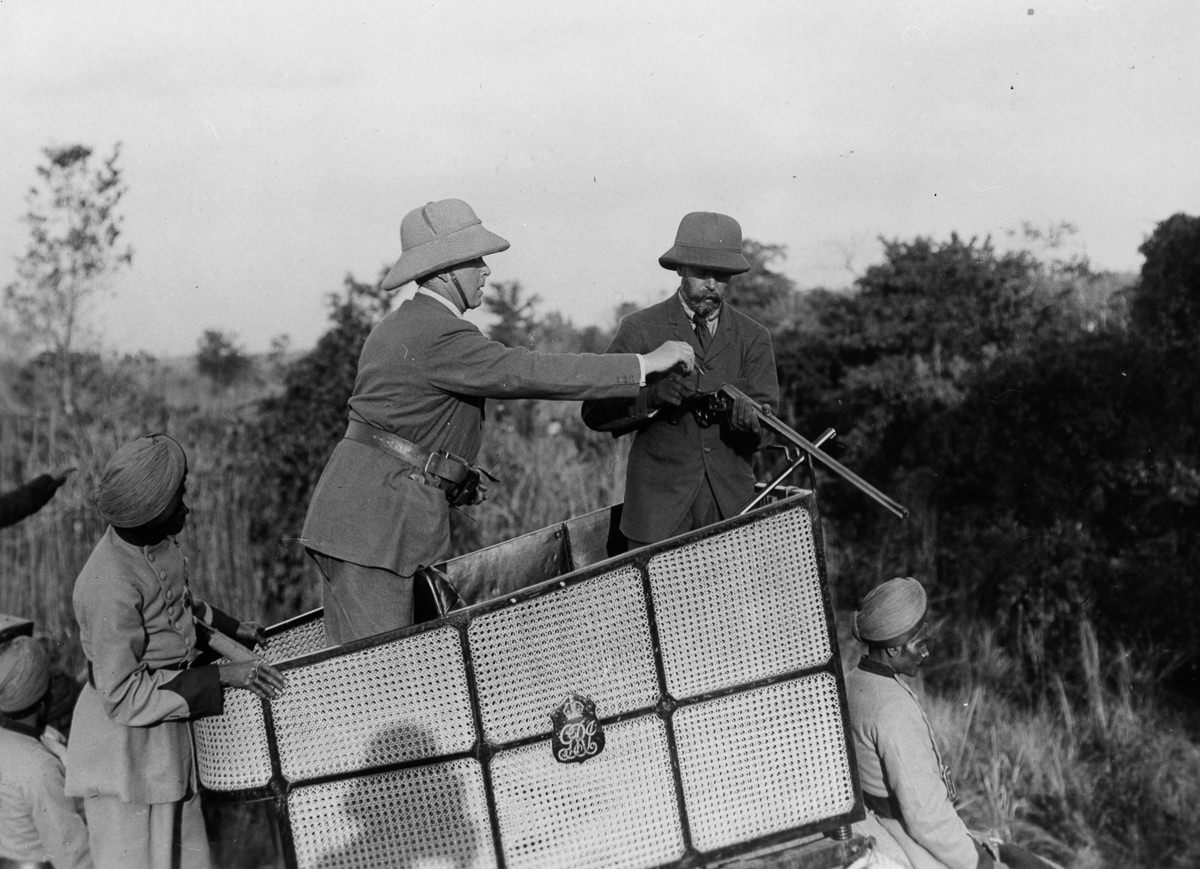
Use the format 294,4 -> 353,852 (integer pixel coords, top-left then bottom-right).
647,374 -> 696,409
643,340 -> 694,375
730,395 -> 766,433
218,659 -> 288,701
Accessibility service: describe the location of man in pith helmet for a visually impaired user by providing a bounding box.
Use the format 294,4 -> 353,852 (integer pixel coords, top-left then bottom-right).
846,577 -> 1055,869
580,211 -> 779,547
300,198 -> 695,645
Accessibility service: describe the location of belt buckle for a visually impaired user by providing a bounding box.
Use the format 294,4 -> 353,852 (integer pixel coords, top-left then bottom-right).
423,450 -> 448,480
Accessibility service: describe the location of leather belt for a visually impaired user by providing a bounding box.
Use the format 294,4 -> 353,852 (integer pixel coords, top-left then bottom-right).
0,859 -> 54,869
343,420 -> 472,491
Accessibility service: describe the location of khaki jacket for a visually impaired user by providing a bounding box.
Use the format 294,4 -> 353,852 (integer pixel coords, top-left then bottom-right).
66,530 -> 223,804
301,292 -> 644,575
845,659 -> 980,869
581,296 -> 779,542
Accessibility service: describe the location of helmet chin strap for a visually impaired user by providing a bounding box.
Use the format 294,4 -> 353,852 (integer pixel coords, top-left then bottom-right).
446,270 -> 472,311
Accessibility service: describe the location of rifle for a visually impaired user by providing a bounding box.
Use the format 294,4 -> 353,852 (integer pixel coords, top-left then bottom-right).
698,384 -> 909,520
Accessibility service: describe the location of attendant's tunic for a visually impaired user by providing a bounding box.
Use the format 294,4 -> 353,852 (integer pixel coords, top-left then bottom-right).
65,529 -> 227,869
845,658 -> 980,869
0,722 -> 92,869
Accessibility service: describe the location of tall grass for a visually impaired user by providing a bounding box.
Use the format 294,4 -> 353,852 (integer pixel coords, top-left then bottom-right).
1,403 -> 262,677
888,619 -> 1200,869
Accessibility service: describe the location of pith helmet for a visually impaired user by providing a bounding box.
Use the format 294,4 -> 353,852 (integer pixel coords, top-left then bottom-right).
381,198 -> 510,290
658,211 -> 750,275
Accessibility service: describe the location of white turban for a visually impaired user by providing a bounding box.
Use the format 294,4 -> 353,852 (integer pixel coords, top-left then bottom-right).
0,636 -> 50,715
852,576 -> 927,647
94,434 -> 187,528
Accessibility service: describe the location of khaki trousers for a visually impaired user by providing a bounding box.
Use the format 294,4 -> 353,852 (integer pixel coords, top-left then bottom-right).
308,550 -> 414,646
82,791 -> 210,869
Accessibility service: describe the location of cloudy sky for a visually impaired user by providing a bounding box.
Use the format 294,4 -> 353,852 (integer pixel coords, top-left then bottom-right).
2,1 -> 1197,356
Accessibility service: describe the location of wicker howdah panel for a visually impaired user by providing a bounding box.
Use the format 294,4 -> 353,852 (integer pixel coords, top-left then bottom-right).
271,626 -> 476,783
193,495 -> 860,868
673,673 -> 856,853
491,716 -> 684,869
192,682 -> 273,792
468,565 -> 659,744
649,507 -> 832,700
287,758 -> 496,869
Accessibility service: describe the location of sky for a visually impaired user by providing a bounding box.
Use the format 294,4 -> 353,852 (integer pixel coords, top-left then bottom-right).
1,1 -> 1197,356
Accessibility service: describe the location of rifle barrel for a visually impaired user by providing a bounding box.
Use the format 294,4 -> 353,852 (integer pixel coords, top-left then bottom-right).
718,385 -> 909,520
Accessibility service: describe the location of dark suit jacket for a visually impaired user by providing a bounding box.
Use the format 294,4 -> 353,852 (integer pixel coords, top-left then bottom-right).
581,295 -> 779,543
301,292 -> 644,575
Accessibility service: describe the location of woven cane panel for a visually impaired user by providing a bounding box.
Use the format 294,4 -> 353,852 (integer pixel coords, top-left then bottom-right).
491,716 -> 684,869
192,686 -> 273,792
469,566 -> 658,744
288,758 -> 495,869
264,615 -> 328,663
272,626 -> 475,783
673,673 -> 855,852
649,507 -> 831,699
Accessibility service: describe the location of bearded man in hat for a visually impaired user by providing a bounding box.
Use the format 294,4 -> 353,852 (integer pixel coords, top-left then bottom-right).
580,212 -> 779,547
65,434 -> 286,869
0,634 -> 92,868
299,198 -> 695,645
846,577 -> 1055,869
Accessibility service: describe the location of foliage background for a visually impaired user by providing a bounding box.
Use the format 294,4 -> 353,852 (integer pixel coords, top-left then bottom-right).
3,188 -> 1199,865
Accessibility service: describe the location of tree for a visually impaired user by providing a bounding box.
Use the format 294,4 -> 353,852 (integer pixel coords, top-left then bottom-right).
1129,212 -> 1200,350
728,239 -> 796,327
248,273 -> 390,616
484,280 -> 541,348
3,144 -> 133,413
196,329 -> 251,390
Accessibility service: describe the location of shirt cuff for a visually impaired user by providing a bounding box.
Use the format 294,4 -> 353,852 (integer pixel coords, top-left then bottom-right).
635,355 -> 648,386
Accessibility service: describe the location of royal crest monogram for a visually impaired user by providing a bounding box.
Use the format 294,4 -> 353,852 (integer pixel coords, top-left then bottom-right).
550,693 -> 605,764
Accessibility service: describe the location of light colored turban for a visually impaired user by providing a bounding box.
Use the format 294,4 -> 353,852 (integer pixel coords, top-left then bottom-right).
852,576 -> 927,647
0,636 -> 50,715
94,434 -> 187,528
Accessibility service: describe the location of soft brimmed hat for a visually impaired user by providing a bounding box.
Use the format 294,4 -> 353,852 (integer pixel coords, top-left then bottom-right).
381,199 -> 510,290
0,636 -> 50,715
852,576 -> 927,647
659,211 -> 750,275
94,433 -> 187,529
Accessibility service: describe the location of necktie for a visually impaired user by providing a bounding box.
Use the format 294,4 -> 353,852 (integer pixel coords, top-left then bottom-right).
692,311 -> 709,350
